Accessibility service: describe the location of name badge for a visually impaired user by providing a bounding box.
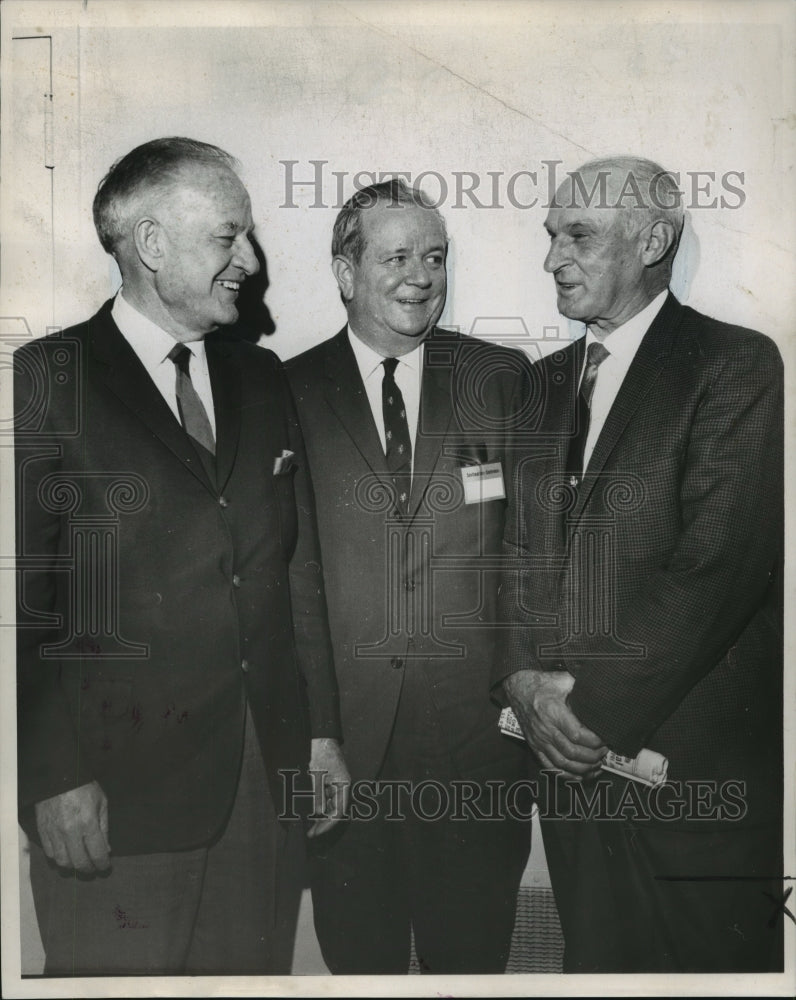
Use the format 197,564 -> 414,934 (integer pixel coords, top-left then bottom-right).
461,462 -> 505,505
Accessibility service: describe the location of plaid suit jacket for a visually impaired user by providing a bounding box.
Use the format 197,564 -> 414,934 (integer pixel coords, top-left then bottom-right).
495,293 -> 783,826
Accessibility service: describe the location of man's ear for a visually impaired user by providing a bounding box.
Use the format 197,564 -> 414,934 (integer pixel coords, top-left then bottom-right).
133,218 -> 165,272
641,220 -> 677,267
331,255 -> 355,302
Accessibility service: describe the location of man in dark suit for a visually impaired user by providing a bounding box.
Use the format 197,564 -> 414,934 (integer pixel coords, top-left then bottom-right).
14,137 -> 347,975
287,180 -> 531,974
496,156 -> 783,972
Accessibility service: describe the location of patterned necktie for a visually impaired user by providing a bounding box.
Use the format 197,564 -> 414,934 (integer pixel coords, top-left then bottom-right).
567,340 -> 610,482
382,357 -> 412,515
168,343 -> 216,481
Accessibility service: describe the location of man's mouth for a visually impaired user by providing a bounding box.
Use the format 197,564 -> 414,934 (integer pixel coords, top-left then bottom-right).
397,297 -> 428,305
217,279 -> 241,292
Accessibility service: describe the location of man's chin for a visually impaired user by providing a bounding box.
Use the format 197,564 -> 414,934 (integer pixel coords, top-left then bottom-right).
555,297 -> 585,323
216,306 -> 241,328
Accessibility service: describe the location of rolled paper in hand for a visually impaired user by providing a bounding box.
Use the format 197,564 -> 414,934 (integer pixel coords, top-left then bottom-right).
498,707 -> 669,787
601,748 -> 669,787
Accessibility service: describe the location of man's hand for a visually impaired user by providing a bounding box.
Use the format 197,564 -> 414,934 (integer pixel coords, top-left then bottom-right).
307,737 -> 351,838
34,781 -> 111,873
504,670 -> 607,780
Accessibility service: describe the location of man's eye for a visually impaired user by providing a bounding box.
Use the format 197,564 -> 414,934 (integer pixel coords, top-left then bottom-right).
426,255 -> 444,267
216,236 -> 235,246
387,255 -> 406,264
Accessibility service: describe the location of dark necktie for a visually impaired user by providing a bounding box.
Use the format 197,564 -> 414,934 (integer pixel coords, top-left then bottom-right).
567,340 -> 610,482
168,343 -> 216,481
382,357 -> 412,515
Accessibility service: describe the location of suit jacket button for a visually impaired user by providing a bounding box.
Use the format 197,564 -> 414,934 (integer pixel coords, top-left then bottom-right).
241,659 -> 250,672
219,496 -> 229,508
390,657 -> 404,670
232,574 -> 241,588
404,579 -> 415,591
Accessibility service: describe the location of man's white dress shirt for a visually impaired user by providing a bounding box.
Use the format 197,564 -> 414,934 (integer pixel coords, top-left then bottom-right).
347,326 -> 423,472
580,289 -> 668,471
112,292 -> 217,435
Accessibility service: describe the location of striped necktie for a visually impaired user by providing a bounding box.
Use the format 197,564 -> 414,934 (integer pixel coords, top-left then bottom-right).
168,343 -> 216,482
567,340 -> 610,483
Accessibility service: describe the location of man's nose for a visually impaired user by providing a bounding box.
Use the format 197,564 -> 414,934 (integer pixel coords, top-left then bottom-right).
404,258 -> 433,286
544,240 -> 563,273
234,236 -> 260,277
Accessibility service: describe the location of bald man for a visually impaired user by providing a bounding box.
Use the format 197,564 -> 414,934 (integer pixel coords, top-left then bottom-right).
496,156 -> 783,973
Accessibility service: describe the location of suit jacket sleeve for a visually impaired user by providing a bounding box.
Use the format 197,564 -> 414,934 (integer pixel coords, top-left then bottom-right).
279,364 -> 341,741
15,339 -> 88,809
492,355 -> 555,699
567,334 -> 783,755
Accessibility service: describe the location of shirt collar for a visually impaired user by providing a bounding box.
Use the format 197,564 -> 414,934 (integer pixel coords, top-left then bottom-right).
112,291 -> 208,367
585,289 -> 669,362
346,325 -> 424,381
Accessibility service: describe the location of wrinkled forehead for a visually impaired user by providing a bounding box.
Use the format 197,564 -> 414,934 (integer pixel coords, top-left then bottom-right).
546,169 -> 630,230
361,200 -> 446,248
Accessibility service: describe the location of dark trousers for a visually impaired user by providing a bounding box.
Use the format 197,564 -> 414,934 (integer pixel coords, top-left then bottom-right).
540,803 -> 783,973
308,662 -> 530,974
29,705 -> 303,976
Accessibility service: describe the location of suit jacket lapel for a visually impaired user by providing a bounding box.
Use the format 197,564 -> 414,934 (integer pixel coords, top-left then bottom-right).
409,332 -> 455,516
549,336 -> 584,443
571,292 -> 683,521
206,335 -> 241,494
322,329 -> 389,478
89,302 -> 215,493
538,339 -> 583,549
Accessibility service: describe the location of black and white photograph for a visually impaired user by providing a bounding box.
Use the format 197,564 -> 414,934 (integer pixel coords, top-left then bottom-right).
1,1 -> 793,996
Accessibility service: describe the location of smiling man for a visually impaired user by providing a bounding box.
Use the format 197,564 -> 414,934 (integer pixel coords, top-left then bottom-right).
287,180 -> 531,974
14,137 -> 346,975
496,156 -> 783,972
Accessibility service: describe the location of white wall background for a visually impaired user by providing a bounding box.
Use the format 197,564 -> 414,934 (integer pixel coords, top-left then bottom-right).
2,1 -> 794,360
2,0 -> 794,994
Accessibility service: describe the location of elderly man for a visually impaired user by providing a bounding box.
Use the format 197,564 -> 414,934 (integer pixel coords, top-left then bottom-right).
287,179 -> 531,974
496,156 -> 783,972
14,137 -> 346,976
